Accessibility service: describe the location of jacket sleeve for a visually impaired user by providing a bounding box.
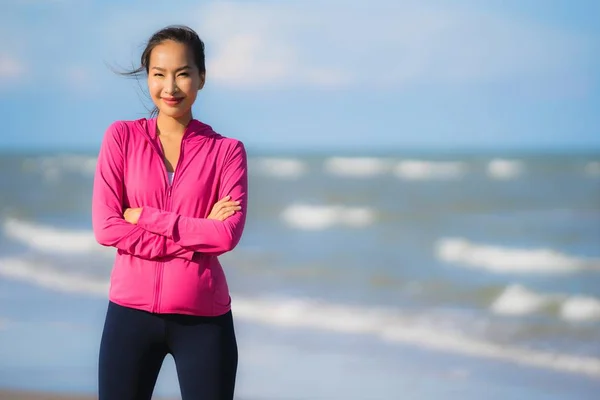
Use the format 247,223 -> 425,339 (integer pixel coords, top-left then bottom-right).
91,122 -> 195,261
136,141 -> 248,256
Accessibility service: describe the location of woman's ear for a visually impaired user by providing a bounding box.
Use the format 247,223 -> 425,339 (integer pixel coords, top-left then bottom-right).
198,73 -> 206,90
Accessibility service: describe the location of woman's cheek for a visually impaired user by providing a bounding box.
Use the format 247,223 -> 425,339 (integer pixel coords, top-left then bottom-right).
147,80 -> 161,99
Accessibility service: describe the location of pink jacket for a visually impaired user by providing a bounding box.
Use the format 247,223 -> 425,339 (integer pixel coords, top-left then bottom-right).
92,118 -> 247,316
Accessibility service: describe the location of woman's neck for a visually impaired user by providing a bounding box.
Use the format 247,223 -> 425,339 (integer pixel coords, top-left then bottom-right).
156,113 -> 192,137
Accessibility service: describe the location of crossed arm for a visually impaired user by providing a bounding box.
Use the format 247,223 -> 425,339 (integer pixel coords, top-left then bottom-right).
92,123 -> 248,260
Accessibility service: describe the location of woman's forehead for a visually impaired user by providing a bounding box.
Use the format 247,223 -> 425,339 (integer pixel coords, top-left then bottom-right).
149,41 -> 195,67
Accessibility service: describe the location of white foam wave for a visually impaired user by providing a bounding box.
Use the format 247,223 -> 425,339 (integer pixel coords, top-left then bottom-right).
0,258 -> 108,296
436,237 -> 600,273
560,296 -> 600,322
323,157 -> 392,178
584,161 -> 600,176
22,155 -> 97,181
281,204 -> 375,230
393,160 -> 466,180
491,284 -> 554,316
491,284 -> 600,322
233,296 -> 600,378
253,158 -> 307,179
486,159 -> 523,180
2,259 -> 599,377
3,218 -> 105,255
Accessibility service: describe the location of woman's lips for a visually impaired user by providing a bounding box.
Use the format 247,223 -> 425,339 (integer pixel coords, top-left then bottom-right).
162,97 -> 184,106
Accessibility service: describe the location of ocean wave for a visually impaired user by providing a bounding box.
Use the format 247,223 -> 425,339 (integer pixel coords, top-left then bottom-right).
235,296 -> 600,377
486,159 -> 523,180
584,161 -> 600,176
323,157 -> 392,178
3,218 -> 106,255
2,259 -> 599,378
252,158 -> 307,179
22,155 -> 97,181
393,160 -> 467,180
491,284 -> 554,316
561,296 -> 600,322
0,257 -> 108,295
491,284 -> 600,322
280,204 -> 375,230
435,237 -> 600,273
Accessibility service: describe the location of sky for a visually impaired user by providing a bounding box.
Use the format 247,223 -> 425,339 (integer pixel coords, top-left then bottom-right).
1,0 -> 599,153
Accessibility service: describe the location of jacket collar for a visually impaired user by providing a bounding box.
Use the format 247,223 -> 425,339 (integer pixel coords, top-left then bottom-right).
145,118 -> 217,142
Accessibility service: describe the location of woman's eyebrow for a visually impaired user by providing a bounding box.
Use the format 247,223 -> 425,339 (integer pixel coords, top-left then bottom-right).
151,66 -> 191,72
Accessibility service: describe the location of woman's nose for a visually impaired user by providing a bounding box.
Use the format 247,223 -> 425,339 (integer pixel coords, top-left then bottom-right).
165,79 -> 179,94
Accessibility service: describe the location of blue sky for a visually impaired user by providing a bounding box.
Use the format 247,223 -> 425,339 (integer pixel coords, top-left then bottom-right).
1,0 -> 599,153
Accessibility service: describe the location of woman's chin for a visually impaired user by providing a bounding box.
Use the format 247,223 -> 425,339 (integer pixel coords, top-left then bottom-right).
157,107 -> 192,120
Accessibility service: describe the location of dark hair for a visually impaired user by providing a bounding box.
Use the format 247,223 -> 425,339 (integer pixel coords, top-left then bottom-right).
117,25 -> 206,117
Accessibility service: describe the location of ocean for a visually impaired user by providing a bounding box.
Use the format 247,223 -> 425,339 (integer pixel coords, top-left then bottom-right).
0,150 -> 599,399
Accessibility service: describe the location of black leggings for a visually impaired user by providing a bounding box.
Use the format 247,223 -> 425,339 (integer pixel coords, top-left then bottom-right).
98,301 -> 238,400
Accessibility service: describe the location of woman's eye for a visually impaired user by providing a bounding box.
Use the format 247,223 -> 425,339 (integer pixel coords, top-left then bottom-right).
178,73 -> 189,77
154,73 -> 164,77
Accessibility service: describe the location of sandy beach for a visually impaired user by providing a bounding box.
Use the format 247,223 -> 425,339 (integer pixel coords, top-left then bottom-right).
0,390 -> 176,400
0,390 -> 94,400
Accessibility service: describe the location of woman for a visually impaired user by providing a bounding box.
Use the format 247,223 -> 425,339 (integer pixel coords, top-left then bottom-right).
92,25 -> 247,400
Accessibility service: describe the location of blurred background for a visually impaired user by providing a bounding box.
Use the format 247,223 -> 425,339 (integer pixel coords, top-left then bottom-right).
1,1 -> 599,399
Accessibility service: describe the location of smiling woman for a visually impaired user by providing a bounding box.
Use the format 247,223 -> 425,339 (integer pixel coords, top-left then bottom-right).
118,25 -> 207,118
93,25 -> 248,400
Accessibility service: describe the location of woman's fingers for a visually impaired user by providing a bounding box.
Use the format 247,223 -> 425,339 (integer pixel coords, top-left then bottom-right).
207,197 -> 241,220
221,205 -> 241,215
214,201 -> 240,212
217,207 -> 239,217
215,196 -> 240,206
217,212 -> 234,221
215,206 -> 241,221
214,195 -> 231,205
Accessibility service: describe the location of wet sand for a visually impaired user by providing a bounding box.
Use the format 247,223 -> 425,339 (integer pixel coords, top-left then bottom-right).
0,390 -> 175,400
0,391 -> 93,400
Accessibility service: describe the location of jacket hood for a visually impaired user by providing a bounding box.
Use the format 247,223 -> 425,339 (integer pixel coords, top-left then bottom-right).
136,117 -> 220,144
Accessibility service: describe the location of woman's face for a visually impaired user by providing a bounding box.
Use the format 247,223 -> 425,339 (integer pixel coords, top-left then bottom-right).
147,40 -> 204,120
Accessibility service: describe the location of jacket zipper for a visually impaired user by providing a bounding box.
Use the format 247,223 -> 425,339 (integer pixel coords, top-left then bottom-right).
152,126 -> 188,313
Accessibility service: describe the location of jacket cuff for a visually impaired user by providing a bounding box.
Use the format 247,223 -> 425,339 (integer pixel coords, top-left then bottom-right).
137,206 -> 178,238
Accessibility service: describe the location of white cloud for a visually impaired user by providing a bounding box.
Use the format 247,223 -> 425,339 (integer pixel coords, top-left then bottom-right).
26,1 -> 593,92
63,64 -> 100,94
199,3 -> 353,88
193,2 -> 591,89
208,33 -> 290,85
8,0 -> 69,4
207,32 -> 352,89
0,317 -> 10,330
0,54 -> 25,81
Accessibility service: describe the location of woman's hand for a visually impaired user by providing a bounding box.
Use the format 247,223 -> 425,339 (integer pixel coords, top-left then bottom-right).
207,196 -> 241,221
124,207 -> 143,224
